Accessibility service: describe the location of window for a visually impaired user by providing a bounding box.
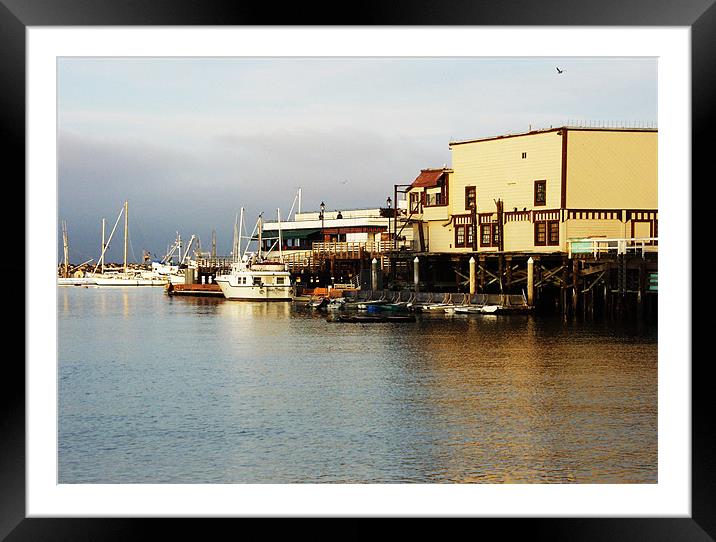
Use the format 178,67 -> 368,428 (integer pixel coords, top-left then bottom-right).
465,186 -> 476,210
454,224 -> 475,248
253,277 -> 262,286
492,224 -> 501,247
534,220 -> 559,246
277,277 -> 285,285
481,224 -> 492,246
480,223 -> 499,247
534,180 -> 547,206
424,179 -> 448,207
455,225 -> 465,247
409,192 -> 422,213
426,191 -> 444,206
548,221 -> 559,245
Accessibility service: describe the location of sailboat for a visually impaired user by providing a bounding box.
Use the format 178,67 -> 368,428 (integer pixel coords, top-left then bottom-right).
56,220 -> 96,286
214,208 -> 293,301
88,201 -> 166,286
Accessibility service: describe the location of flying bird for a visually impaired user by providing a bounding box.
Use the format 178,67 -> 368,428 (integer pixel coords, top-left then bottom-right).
556,66 -> 564,74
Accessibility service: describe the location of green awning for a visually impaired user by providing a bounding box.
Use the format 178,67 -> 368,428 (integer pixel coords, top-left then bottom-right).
254,228 -> 322,240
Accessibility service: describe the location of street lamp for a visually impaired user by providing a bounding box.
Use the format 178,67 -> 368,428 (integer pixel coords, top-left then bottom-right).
319,201 -> 325,242
386,196 -> 392,209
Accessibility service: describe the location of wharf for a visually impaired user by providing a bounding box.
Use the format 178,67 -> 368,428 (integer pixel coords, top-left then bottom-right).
166,283 -> 224,297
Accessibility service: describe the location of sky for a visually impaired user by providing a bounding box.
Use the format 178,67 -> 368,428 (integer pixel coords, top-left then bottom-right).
58,57 -> 657,263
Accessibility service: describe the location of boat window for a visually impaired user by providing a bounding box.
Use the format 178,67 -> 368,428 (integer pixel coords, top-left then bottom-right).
253,277 -> 261,286
276,277 -> 285,285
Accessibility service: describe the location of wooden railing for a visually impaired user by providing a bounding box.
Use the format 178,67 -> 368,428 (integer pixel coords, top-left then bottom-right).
311,241 -> 394,255
567,237 -> 658,258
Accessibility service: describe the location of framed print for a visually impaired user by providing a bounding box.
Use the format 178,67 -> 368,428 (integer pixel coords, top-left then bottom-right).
7,0 -> 711,537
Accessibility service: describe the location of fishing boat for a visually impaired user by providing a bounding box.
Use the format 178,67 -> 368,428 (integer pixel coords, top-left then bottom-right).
149,233 -> 199,285
214,208 -> 293,301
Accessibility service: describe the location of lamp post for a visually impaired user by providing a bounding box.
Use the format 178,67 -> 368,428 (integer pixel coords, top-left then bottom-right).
319,201 -> 325,241
386,196 -> 393,251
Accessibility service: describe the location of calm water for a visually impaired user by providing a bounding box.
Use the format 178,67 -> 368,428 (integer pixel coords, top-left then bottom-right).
58,287 -> 657,483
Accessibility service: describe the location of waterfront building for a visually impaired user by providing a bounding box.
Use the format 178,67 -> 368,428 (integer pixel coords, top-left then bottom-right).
402,127 -> 657,254
260,205 -> 412,256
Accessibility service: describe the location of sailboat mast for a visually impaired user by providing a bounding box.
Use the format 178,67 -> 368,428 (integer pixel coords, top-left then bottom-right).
232,216 -> 238,262
123,200 -> 128,274
277,208 -> 283,262
257,214 -> 263,260
62,220 -> 69,278
101,218 -> 106,274
238,208 -> 244,262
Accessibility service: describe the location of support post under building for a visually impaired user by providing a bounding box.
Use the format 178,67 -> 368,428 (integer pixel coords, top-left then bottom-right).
527,257 -> 534,306
469,256 -> 476,296
371,258 -> 379,291
413,257 -> 420,292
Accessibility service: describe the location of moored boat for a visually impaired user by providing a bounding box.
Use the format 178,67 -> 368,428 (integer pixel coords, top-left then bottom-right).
214,209 -> 293,301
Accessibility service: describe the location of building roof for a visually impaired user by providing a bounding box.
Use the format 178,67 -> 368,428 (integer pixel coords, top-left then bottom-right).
449,126 -> 658,147
260,228 -> 321,240
411,169 -> 448,189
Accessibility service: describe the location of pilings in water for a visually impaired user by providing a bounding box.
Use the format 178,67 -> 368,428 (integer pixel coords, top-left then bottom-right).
379,250 -> 657,322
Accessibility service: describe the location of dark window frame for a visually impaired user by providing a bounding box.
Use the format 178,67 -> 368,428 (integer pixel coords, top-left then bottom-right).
424,179 -> 448,208
409,191 -> 422,213
455,225 -> 466,247
534,180 -> 547,207
480,223 -> 500,247
465,186 -> 476,210
534,220 -> 559,246
548,220 -> 560,245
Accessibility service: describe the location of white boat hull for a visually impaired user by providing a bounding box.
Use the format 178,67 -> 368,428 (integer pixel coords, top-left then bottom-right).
215,280 -> 292,301
91,275 -> 167,286
57,277 -> 97,286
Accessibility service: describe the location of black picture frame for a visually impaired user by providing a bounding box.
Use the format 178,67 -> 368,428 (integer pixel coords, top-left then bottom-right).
6,0 -> 709,536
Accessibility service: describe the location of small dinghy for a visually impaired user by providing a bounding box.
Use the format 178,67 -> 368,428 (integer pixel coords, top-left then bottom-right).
310,297 -> 329,309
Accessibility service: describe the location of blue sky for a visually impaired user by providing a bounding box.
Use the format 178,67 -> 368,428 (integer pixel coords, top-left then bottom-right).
58,57 -> 657,262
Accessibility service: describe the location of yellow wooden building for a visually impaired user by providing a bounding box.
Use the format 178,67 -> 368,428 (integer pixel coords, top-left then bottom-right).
403,127 -> 657,254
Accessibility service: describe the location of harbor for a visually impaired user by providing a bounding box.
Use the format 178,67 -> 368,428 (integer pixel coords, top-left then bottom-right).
51,56 -> 664,492
59,126 -> 658,323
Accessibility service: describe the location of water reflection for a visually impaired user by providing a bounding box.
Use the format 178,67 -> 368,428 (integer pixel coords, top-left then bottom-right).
58,288 -> 657,484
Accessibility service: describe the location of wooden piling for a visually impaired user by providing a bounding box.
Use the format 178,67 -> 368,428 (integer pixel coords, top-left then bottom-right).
469,256 -> 476,296
571,258 -> 579,318
527,257 -> 534,306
